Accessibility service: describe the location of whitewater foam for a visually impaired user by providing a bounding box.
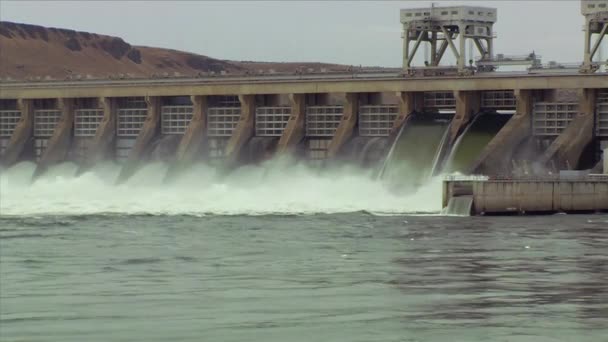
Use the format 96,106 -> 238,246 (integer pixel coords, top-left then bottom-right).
0,158 -> 444,216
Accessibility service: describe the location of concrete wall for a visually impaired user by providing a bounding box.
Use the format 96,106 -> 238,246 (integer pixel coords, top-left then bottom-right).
604,148 -> 608,174
445,180 -> 608,214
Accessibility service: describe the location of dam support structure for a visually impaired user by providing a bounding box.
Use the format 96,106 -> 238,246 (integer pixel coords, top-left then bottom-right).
33,98 -> 74,179
469,89 -> 534,175
175,95 -> 208,164
327,93 -> 359,159
2,99 -> 34,167
449,90 -> 481,146
537,89 -> 597,171
117,96 -> 161,183
164,95 -> 208,180
0,72 -> 605,183
276,94 -> 306,155
76,97 -> 116,175
224,95 -> 255,167
389,92 -> 423,137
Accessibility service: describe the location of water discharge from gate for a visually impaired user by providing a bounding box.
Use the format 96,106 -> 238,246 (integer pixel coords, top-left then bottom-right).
379,114 -> 452,192
0,158 -> 444,216
445,113 -> 512,173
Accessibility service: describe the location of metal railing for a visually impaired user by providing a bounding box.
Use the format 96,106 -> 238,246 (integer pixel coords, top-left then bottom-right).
532,102 -> 578,137
161,105 -> 193,135
207,107 -> 241,137
305,106 -> 343,137
481,91 -> 516,108
424,92 -> 455,109
255,106 -> 291,137
75,109 -> 103,137
358,105 -> 398,137
0,110 -> 21,137
117,108 -> 147,137
34,109 -> 61,137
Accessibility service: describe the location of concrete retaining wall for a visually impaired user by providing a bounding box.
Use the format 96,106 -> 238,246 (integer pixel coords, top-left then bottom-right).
444,179 -> 608,214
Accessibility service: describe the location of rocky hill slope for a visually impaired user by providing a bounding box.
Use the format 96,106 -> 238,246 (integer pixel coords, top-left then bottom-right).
0,21 -> 347,81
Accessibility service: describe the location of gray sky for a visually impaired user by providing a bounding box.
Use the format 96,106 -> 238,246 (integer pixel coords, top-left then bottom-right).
0,1 -> 601,67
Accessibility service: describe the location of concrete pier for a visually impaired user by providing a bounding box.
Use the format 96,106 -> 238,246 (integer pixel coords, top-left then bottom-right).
77,97 -> 116,175
2,99 -> 34,167
538,89 -> 597,170
34,98 -> 75,178
449,90 -> 481,146
276,94 -> 306,155
469,89 -> 533,175
224,94 -> 255,165
117,96 -> 160,183
175,95 -> 208,164
327,93 -> 358,158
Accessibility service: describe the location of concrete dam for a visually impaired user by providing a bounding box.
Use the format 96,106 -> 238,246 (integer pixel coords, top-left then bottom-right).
0,85 -> 606,184
1,1 -> 608,215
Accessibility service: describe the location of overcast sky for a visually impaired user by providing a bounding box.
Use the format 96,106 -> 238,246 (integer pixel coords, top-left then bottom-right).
1,1 -> 604,67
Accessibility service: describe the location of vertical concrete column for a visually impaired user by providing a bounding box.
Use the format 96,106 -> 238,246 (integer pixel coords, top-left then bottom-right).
276,93 -> 306,155
539,89 -> 596,170
116,96 -> 161,183
2,98 -> 34,167
402,28 -> 410,70
327,93 -> 358,158
164,96 -> 207,181
76,97 -> 116,175
603,147 -> 608,175
581,18 -> 607,72
468,89 -> 533,175
486,37 -> 494,60
514,89 -> 534,117
430,31 -> 438,66
33,98 -> 74,178
389,92 -> 422,137
458,24 -> 466,72
174,95 -> 208,164
449,90 -> 480,146
583,18 -> 592,70
224,94 -> 255,165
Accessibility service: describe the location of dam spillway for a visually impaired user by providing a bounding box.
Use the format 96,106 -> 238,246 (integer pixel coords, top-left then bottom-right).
445,113 -> 512,174
0,85 -> 607,191
380,112 -> 452,191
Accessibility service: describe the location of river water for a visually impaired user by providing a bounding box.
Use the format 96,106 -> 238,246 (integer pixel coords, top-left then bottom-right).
1,161 -> 607,341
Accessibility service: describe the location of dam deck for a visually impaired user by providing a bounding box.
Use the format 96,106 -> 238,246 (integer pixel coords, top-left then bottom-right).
1,72 -> 606,99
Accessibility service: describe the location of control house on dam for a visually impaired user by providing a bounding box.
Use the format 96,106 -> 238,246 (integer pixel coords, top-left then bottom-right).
1,1 -> 607,214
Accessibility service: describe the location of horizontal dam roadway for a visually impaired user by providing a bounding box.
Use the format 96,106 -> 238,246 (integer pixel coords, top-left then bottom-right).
1,71 -> 607,99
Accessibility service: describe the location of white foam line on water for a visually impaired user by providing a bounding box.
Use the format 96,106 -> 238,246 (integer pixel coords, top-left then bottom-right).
0,158 -> 444,216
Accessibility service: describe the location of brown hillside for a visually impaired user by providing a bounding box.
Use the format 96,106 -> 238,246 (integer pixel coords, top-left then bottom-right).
0,21 -> 348,81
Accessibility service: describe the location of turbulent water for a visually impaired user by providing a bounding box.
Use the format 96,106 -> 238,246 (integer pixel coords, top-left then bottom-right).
1,161 -> 607,341
0,160 -> 442,216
